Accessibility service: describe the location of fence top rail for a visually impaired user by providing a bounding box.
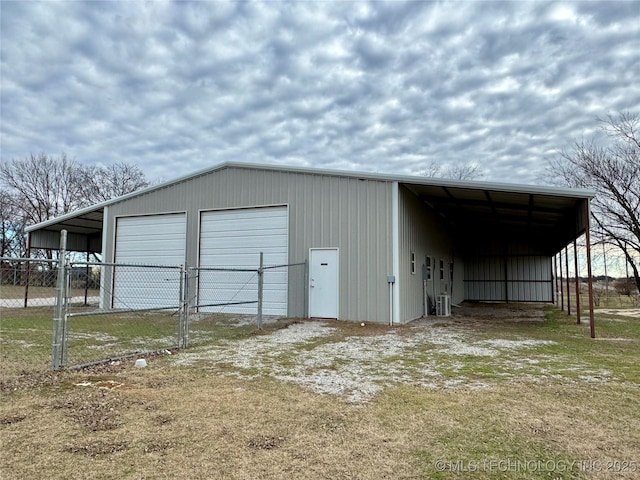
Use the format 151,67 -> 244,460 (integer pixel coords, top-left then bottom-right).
262,261 -> 306,270
190,266 -> 259,273
191,262 -> 305,273
67,305 -> 181,318
0,257 -> 60,264
70,261 -> 184,270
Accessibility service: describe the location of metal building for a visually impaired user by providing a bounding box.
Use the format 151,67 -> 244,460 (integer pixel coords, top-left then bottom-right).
26,162 -> 596,325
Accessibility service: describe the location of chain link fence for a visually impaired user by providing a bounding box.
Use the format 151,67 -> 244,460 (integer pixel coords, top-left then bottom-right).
1,258 -> 67,308
187,261 -> 307,347
60,262 -> 186,369
1,251 -> 307,370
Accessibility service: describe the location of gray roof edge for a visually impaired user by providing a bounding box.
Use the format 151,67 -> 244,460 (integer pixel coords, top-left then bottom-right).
231,162 -> 596,198
26,161 -> 596,232
25,204 -> 106,233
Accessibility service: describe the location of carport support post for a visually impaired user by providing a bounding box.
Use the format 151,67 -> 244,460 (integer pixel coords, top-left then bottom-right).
574,239 -> 581,324
559,250 -> 564,311
257,252 -> 264,330
583,201 -> 596,338
52,230 -> 68,370
84,240 -> 90,306
23,235 -> 31,308
553,254 -> 558,305
565,246 -> 571,315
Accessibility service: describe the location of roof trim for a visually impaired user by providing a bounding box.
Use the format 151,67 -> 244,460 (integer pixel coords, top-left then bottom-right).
26,161 -> 595,233
25,204 -> 105,233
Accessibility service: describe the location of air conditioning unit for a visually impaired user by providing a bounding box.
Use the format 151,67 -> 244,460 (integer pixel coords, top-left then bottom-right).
436,294 -> 451,317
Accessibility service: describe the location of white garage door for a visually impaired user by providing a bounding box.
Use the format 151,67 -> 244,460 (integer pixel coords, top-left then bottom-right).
199,206 -> 288,315
113,213 -> 186,309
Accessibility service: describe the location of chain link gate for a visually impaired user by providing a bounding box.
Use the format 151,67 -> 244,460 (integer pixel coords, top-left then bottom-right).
37,230 -> 307,370
2,230 -> 307,370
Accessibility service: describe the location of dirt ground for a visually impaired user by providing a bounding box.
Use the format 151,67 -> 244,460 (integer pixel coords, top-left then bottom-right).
596,308 -> 640,318
174,303 -> 610,403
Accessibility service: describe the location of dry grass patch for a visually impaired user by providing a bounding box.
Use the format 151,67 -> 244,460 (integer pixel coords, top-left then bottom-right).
52,389 -> 126,431
3,360 -> 638,479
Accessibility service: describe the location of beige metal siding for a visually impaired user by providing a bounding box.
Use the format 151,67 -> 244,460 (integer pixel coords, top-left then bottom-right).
104,167 -> 393,322
398,186 -> 464,322
464,257 -> 506,300
463,243 -> 553,302
28,230 -> 101,252
507,256 -> 552,301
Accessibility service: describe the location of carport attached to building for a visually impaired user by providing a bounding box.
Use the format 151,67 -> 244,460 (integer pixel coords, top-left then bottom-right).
25,163 -> 597,333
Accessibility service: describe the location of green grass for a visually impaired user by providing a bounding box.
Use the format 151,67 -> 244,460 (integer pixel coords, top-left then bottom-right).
0,284 -> 99,299
0,307 -> 293,370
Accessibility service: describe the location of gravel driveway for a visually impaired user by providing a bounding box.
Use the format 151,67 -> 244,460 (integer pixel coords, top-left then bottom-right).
171,302 -> 621,403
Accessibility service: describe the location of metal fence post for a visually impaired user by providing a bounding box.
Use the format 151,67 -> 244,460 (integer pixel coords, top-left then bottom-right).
257,252 -> 264,330
178,265 -> 185,348
184,266 -> 190,348
179,265 -> 190,349
52,230 -> 67,370
61,258 -> 70,366
304,259 -> 309,318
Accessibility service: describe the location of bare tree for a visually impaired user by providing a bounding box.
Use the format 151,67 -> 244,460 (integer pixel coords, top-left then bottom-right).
548,111 -> 640,294
81,161 -> 149,203
0,153 -> 86,225
0,191 -> 25,257
1,154 -> 150,257
421,161 -> 484,180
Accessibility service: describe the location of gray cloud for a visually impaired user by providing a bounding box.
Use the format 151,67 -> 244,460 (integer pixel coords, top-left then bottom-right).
1,0 -> 638,184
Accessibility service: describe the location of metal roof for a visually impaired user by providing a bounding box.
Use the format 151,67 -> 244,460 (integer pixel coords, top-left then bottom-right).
403,182 -> 588,253
26,162 -> 595,253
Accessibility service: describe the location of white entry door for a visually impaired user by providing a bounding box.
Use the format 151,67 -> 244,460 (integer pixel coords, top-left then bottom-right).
309,248 -> 339,319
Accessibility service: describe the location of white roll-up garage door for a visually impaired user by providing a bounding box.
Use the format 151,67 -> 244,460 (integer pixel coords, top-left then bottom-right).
113,213 -> 186,309
199,206 -> 288,315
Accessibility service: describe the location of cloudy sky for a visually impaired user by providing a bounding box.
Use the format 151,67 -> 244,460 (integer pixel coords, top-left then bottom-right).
1,0 -> 638,185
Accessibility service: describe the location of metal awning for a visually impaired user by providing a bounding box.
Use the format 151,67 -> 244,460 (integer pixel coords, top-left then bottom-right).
403,182 -> 587,255
26,205 -> 105,252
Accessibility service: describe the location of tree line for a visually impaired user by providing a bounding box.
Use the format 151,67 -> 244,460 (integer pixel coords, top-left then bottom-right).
0,153 -> 148,258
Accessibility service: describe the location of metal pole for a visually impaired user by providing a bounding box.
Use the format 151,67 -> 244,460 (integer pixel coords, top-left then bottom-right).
559,249 -> 564,311
84,241 -> 90,306
389,282 -> 393,326
257,252 -> 264,330
178,265 -> 185,348
583,201 -> 596,338
553,253 -> 558,305
23,235 -> 31,308
52,230 -> 67,370
61,259 -> 70,366
184,266 -> 190,348
303,259 -> 309,319
603,240 -> 608,303
565,245 -> 571,315
574,239 -> 581,324
504,250 -> 509,303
